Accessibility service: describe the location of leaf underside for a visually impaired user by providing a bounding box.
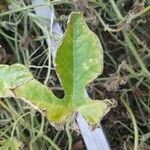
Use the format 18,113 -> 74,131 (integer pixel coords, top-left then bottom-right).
0,12 -> 115,128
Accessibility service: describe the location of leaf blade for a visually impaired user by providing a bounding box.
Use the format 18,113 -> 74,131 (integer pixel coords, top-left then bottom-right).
14,80 -> 70,124
55,12 -> 103,99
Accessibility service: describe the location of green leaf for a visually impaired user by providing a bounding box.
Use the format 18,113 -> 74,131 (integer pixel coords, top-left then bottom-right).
0,64 -> 32,97
0,12 -> 116,128
55,12 -> 103,99
0,139 -> 22,150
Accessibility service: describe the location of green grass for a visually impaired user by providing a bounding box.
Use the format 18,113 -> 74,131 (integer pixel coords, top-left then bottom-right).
0,0 -> 150,149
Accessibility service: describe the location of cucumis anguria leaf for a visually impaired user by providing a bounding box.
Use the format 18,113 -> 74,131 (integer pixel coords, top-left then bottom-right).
0,12 -> 116,129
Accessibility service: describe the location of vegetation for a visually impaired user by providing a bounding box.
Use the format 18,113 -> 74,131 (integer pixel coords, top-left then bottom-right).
0,0 -> 150,149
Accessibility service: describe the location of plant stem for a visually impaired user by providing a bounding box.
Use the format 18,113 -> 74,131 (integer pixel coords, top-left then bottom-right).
0,1 -> 72,17
123,31 -> 150,77
121,96 -> 139,150
66,117 -> 72,150
0,3 -> 51,17
42,135 -> 61,150
109,0 -> 150,77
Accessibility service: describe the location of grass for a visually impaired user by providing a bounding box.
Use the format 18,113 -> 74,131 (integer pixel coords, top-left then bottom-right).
0,0 -> 150,149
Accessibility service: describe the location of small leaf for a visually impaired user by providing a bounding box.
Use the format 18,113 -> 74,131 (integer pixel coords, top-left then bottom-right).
0,12 -> 116,128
